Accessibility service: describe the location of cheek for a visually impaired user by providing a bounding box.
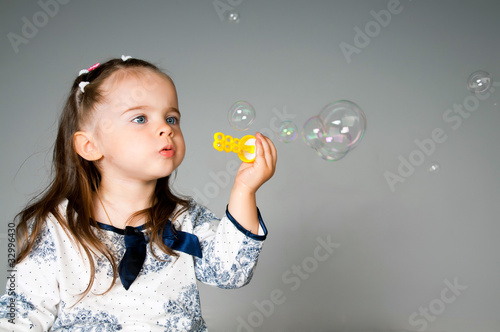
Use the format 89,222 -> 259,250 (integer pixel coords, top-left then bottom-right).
175,130 -> 185,145
101,129 -> 141,155
175,133 -> 186,156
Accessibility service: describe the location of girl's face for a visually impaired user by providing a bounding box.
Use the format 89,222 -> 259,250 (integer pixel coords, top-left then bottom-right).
90,69 -> 185,183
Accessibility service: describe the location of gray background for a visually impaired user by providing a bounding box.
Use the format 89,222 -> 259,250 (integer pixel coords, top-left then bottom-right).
1,1 -> 499,331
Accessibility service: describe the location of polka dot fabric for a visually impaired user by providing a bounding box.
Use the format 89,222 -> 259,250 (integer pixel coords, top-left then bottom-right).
0,199 -> 267,331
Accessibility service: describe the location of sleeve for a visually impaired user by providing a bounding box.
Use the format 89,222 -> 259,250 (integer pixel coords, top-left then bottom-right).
189,201 -> 268,289
0,221 -> 60,331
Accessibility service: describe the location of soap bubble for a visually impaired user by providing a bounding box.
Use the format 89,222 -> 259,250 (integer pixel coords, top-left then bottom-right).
276,121 -> 298,143
302,100 -> 367,161
467,71 -> 492,94
302,116 -> 324,150
228,101 -> 255,131
429,162 -> 440,173
301,116 -> 348,161
319,100 -> 366,153
315,147 -> 348,162
226,10 -> 240,23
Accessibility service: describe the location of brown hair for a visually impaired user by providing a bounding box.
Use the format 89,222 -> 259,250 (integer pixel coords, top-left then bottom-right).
15,57 -> 190,298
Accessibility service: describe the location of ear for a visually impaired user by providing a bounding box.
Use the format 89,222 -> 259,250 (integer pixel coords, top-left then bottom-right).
73,131 -> 103,161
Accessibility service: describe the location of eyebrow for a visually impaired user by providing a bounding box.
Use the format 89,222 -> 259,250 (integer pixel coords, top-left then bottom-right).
121,106 -> 181,116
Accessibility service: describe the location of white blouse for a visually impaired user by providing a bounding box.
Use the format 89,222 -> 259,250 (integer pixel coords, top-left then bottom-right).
0,199 -> 267,331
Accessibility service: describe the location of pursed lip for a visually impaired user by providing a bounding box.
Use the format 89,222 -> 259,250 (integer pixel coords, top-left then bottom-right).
159,144 -> 174,153
159,144 -> 175,157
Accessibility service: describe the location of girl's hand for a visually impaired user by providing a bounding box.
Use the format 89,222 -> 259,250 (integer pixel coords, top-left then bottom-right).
233,132 -> 277,194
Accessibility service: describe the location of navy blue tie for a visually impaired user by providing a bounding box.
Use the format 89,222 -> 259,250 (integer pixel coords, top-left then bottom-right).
98,221 -> 202,290
119,226 -> 148,290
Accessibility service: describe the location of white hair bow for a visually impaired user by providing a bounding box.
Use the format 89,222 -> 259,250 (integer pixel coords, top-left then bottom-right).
79,81 -> 90,93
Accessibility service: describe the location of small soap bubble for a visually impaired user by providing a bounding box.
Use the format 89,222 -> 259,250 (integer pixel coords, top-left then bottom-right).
276,121 -> 298,143
429,162 -> 440,173
467,71 -> 492,94
226,10 -> 240,23
228,101 -> 255,131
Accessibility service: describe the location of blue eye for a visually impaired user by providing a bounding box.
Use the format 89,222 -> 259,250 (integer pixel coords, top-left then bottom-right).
132,116 -> 146,124
166,116 -> 178,125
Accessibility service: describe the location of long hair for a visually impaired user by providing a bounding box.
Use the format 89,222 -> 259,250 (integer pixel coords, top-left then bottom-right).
15,57 -> 190,298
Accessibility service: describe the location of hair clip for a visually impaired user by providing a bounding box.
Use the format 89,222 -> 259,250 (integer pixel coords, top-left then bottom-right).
78,62 -> 100,76
121,55 -> 132,61
79,81 -> 90,93
88,63 -> 100,71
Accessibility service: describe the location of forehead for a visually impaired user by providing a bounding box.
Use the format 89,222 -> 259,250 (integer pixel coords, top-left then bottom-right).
99,67 -> 177,109
102,67 -> 175,95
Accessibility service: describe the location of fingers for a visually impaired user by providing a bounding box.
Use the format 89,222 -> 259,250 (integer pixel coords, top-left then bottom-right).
255,132 -> 277,170
234,133 -> 277,192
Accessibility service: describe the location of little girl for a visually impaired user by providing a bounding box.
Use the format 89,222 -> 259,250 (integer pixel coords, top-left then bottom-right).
0,56 -> 277,331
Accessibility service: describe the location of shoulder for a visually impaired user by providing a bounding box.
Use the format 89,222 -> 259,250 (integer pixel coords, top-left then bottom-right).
178,199 -> 219,228
36,198 -> 69,227
188,199 -> 218,221
42,199 -> 71,235
35,199 -> 81,250
25,204 -> 67,264
24,199 -> 68,239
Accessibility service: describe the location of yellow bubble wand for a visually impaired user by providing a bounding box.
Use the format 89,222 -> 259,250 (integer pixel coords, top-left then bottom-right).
213,132 -> 256,163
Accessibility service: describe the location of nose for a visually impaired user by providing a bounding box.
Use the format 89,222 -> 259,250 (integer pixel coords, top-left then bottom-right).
158,121 -> 174,137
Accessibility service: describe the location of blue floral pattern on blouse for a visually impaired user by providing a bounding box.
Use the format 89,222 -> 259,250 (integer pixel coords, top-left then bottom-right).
52,301 -> 122,331
160,283 -> 206,331
0,292 -> 35,321
27,223 -> 56,265
194,236 -> 261,289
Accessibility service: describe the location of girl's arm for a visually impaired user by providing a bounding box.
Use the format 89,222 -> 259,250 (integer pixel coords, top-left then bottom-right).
227,133 -> 277,234
193,133 -> 275,288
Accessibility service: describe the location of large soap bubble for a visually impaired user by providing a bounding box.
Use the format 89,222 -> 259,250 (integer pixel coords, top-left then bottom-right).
228,101 -> 256,131
319,100 -> 366,152
315,146 -> 348,161
302,100 -> 366,161
302,115 -> 349,161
